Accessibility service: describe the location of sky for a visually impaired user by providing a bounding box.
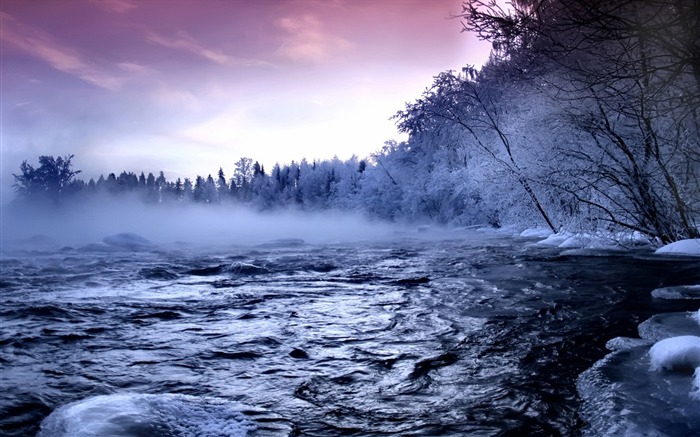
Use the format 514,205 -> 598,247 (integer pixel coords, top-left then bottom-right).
1,0 -> 490,200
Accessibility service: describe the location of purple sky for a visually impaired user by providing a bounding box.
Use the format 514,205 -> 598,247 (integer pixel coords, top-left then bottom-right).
1,0 -> 490,198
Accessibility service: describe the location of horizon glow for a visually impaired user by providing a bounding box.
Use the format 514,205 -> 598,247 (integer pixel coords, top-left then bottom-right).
0,0 -> 490,199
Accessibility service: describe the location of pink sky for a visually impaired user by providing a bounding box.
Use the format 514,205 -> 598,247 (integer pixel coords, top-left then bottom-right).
1,0 -> 490,198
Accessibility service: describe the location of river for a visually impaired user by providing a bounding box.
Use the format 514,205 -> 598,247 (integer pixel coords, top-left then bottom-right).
1,229 -> 699,436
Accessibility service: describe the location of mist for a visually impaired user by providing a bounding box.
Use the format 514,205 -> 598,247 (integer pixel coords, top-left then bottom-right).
0,197 -> 412,251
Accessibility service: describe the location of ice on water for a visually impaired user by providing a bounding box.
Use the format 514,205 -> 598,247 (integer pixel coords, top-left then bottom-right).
638,312 -> 700,342
652,285 -> 700,300
36,393 -> 255,437
578,299 -> 700,436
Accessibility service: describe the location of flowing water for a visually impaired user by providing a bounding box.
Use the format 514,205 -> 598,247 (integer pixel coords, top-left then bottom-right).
1,230 -> 699,436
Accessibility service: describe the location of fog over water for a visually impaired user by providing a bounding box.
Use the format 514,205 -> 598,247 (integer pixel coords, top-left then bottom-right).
1,199 -> 401,249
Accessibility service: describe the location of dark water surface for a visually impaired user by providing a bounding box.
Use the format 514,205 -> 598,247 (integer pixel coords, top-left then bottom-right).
1,231 -> 699,436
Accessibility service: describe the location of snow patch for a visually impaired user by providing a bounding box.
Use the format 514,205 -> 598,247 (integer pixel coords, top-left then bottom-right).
655,239 -> 700,256
519,227 -> 553,238
535,231 -> 574,246
559,233 -> 593,248
534,231 -> 604,249
649,336 -> 700,372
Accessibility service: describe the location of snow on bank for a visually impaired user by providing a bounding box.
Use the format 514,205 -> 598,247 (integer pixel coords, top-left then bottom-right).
655,239 -> 700,256
534,231 -> 574,246
523,229 -> 699,256
578,306 -> 700,436
519,227 -> 553,238
530,229 -> 650,251
521,228 -> 699,255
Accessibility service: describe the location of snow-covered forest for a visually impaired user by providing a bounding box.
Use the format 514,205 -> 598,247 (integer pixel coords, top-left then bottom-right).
11,0 -> 700,244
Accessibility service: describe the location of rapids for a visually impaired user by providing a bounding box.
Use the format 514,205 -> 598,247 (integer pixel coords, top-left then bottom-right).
1,230 -> 699,436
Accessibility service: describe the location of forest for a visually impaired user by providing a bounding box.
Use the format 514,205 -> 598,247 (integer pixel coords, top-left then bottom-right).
11,0 -> 700,244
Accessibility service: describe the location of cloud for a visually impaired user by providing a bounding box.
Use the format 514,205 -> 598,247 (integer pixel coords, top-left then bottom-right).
88,0 -> 137,14
274,14 -> 353,63
116,62 -> 156,75
146,31 -> 270,67
0,12 -> 123,90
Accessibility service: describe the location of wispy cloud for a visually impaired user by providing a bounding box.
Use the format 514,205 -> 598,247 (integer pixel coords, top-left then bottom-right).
88,0 -> 137,14
274,14 -> 353,63
146,31 -> 271,67
116,62 -> 155,75
0,12 -> 123,90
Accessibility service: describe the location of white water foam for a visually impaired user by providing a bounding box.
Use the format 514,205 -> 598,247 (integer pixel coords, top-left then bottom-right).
37,393 -> 255,437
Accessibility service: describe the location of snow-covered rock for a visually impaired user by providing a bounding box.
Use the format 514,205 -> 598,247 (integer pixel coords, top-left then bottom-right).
655,239 -> 700,256
649,335 -> 700,372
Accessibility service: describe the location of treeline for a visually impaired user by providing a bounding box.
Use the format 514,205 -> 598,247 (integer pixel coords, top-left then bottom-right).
10,150 -> 496,225
11,154 -> 431,222
11,1 -> 700,243
12,155 -> 357,209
